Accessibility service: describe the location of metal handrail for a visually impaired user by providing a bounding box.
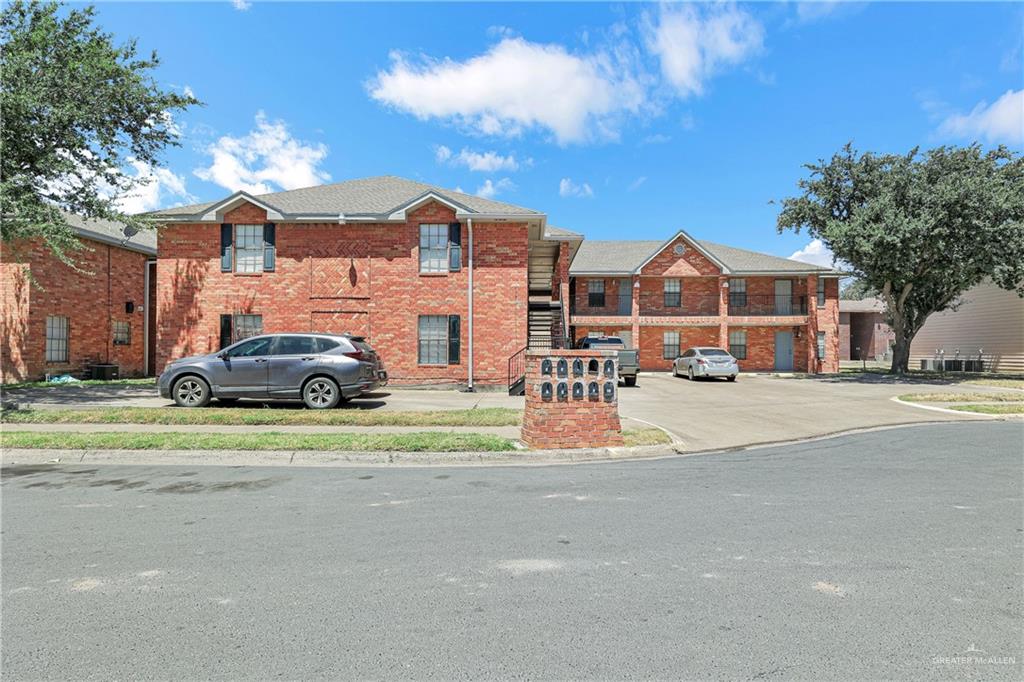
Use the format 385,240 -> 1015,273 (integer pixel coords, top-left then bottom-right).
508,345 -> 528,392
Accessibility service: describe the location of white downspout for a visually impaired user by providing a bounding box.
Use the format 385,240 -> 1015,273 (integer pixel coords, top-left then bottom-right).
467,218 -> 474,392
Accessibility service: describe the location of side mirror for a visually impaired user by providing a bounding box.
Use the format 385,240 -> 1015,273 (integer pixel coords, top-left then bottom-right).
217,351 -> 229,359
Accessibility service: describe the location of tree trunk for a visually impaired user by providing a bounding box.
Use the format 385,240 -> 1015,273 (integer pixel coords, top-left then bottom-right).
890,335 -> 912,374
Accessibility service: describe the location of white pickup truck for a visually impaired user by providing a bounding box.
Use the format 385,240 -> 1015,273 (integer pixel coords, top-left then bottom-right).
576,336 -> 639,386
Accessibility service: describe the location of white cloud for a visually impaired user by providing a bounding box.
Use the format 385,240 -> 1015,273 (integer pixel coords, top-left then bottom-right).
628,176 -> 647,191
789,239 -> 836,268
116,159 -> 194,214
436,146 -> 527,172
368,37 -> 645,145
644,3 -> 764,98
193,111 -> 330,194
476,178 -> 515,199
559,177 -> 594,198
795,2 -> 841,23
938,89 -> 1024,145
232,0 -> 252,10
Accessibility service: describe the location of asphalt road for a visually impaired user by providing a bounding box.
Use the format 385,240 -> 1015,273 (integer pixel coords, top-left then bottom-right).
3,422 -> 1022,680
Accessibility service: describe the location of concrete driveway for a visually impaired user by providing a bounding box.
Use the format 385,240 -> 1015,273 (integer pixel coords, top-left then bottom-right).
618,372 -> 987,451
1,372 -> 1000,453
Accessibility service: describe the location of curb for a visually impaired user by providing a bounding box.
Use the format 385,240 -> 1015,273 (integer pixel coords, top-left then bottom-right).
889,396 -> 1000,419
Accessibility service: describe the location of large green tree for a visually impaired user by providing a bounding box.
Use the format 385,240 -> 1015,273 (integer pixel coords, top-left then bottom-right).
0,0 -> 197,260
778,144 -> 1024,373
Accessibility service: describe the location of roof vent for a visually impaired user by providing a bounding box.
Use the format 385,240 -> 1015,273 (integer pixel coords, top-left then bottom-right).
673,244 -> 686,255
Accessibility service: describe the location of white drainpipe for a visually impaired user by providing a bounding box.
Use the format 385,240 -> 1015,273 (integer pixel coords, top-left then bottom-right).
467,218 -> 474,392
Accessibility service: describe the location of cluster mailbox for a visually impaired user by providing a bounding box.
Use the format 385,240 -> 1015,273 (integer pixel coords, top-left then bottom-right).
523,349 -> 624,450
539,354 -> 616,403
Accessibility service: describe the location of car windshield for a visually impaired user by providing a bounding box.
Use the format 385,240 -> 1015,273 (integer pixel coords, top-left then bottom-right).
700,348 -> 731,357
586,338 -> 622,345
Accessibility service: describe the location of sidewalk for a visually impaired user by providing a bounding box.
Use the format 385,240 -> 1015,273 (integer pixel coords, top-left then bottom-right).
1,422 -> 523,438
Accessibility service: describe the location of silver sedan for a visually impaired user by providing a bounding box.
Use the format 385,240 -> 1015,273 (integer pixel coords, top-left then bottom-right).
672,347 -> 739,381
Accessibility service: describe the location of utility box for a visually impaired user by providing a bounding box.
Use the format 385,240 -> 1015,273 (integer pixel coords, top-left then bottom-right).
89,364 -> 120,380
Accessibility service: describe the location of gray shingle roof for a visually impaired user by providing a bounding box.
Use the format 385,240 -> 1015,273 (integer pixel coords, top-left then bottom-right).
839,298 -> 885,313
544,225 -> 583,240
149,175 -> 542,219
64,212 -> 157,256
568,236 -> 834,275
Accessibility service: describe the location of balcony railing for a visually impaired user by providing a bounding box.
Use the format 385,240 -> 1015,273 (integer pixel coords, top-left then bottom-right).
729,294 -> 807,316
636,292 -> 720,316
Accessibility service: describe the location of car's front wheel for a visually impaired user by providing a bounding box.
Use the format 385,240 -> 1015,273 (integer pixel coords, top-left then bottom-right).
687,367 -> 695,381
173,376 -> 211,408
727,375 -> 737,382
303,377 -> 341,409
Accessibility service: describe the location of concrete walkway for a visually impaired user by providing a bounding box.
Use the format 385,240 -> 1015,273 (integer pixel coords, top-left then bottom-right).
1,422 -> 522,438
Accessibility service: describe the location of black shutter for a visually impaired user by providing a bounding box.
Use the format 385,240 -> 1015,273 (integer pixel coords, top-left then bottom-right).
220,224 -> 233,272
219,314 -> 233,349
448,222 -> 462,271
447,315 -> 461,365
263,223 -> 276,271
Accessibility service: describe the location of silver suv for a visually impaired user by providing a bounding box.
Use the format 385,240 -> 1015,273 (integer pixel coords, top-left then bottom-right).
158,333 -> 387,409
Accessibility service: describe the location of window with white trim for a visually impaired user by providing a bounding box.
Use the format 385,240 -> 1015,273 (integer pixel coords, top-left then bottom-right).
234,225 -> 264,274
664,279 -> 681,307
586,330 -> 605,338
816,331 -> 827,360
45,315 -> 69,363
729,330 -> 747,360
588,279 -> 605,307
419,224 -> 462,273
233,314 -> 263,342
817,277 -> 826,306
112,320 -> 131,346
663,331 -> 680,359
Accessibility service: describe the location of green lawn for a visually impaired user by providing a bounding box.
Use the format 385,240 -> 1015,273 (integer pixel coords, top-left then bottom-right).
963,378 -> 1024,390
949,404 -> 1024,415
1,406 -> 523,427
1,377 -> 156,390
621,428 -> 672,447
0,430 -> 517,452
898,392 -> 1024,403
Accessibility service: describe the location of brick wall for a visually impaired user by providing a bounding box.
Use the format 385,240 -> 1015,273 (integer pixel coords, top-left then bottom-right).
521,349 -> 623,449
156,200 -> 528,386
637,276 -> 719,316
573,276 -> 628,316
1,237 -> 149,383
638,325 -> 719,371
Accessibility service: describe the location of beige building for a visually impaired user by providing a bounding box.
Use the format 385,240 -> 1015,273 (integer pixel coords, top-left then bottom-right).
909,281 -> 1024,373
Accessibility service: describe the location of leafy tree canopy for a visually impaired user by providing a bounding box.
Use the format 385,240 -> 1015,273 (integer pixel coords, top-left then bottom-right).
0,0 -> 198,260
840,278 -> 877,301
777,143 -> 1024,373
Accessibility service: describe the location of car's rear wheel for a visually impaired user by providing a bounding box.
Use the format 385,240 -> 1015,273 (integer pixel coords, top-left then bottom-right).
623,375 -> 636,387
303,377 -> 341,410
727,375 -> 737,382
687,368 -> 695,381
173,376 -> 211,408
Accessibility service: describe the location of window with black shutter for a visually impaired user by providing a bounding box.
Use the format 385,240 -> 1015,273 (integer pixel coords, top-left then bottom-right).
448,222 -> 462,271
263,223 -> 276,271
220,224 -> 233,272
448,315 -> 461,364
219,314 -> 233,349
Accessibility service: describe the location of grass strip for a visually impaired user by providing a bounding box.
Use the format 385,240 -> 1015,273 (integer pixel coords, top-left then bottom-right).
1,378 -> 156,390
1,406 -> 523,427
963,378 -> 1024,390
0,430 -> 516,452
621,428 -> 672,447
949,404 -> 1024,415
898,392 -> 1024,403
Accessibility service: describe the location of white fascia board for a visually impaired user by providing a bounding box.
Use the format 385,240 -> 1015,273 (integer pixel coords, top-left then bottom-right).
197,192 -> 287,222
387,191 -> 470,221
634,229 -> 731,275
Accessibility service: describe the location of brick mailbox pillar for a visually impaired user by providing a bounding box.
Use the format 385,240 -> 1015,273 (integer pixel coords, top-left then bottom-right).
521,349 -> 624,449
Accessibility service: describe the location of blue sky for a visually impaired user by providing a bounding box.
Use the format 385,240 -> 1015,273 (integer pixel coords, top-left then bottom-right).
94,1 -> 1023,264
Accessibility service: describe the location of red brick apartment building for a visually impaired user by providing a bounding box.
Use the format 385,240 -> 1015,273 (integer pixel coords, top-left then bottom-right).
148,176 -> 575,388
146,176 -> 840,390
567,233 -> 841,373
0,214 -> 157,383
